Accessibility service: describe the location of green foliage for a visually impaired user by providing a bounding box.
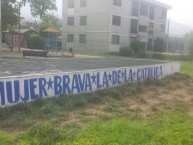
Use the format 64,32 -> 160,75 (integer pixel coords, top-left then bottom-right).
17,0 -> 57,18
130,42 -> 146,58
153,38 -> 166,52
41,13 -> 62,30
168,37 -> 185,52
187,32 -> 193,61
147,51 -> 189,61
2,0 -> 19,31
27,35 -> 44,50
151,53 -> 167,60
0,131 -> 14,145
119,46 -> 132,57
2,0 -> 57,31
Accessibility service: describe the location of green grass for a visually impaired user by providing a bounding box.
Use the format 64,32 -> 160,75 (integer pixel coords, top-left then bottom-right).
0,132 -> 14,145
180,61 -> 193,78
0,74 -> 193,144
64,111 -> 193,145
2,111 -> 193,145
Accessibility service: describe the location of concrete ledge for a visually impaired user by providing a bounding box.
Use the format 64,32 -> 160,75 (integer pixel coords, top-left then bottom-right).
0,63 -> 180,107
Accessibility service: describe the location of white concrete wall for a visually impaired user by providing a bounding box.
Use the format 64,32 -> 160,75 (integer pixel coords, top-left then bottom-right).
0,63 -> 180,107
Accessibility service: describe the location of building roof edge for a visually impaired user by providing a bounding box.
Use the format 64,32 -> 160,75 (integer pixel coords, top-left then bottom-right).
143,0 -> 172,9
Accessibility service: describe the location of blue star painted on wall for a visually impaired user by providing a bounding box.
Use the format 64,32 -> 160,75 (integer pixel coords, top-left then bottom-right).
47,78 -> 53,90
91,74 -> 97,84
108,72 -> 112,81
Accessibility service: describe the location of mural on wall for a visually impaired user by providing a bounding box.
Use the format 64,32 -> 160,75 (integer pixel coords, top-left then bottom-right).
0,63 -> 180,107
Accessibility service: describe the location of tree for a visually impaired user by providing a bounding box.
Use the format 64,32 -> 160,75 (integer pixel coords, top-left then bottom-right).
153,38 -> 166,52
24,0 -> 57,19
2,0 -> 57,30
41,13 -> 62,30
2,0 -> 19,30
187,32 -> 193,60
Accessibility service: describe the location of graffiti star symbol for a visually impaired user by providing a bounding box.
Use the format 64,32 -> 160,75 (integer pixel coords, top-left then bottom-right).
133,71 -> 136,78
121,70 -> 125,78
91,74 -> 97,84
47,78 -> 53,90
108,73 -> 112,81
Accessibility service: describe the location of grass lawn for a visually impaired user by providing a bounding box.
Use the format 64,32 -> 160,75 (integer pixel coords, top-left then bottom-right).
180,61 -> 193,78
0,73 -> 193,144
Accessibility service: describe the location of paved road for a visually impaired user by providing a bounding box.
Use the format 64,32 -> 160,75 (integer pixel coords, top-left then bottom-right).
0,58 -> 164,77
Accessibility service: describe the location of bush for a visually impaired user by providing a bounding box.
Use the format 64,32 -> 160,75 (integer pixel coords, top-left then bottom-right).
130,41 -> 146,58
189,48 -> 193,61
153,38 -> 166,52
27,35 -> 44,50
151,52 -> 189,61
137,48 -> 146,58
152,53 -> 167,60
119,46 -> 132,57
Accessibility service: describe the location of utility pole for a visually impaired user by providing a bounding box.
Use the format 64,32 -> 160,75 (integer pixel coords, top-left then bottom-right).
18,1 -> 22,53
166,18 -> 170,52
0,0 -> 2,59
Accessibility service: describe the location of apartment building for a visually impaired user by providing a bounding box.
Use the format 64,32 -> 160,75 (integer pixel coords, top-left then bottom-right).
62,0 -> 171,52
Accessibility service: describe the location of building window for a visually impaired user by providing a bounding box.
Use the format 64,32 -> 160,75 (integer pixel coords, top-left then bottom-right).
130,37 -> 137,43
112,15 -> 121,26
80,0 -> 87,7
67,34 -> 74,42
148,38 -> 153,50
161,9 -> 167,18
132,0 -> 139,16
113,0 -> 122,6
161,25 -> 166,32
140,3 -> 148,16
149,22 -> 154,30
111,35 -> 120,45
80,16 -> 87,25
138,25 -> 147,32
148,22 -> 154,36
67,17 -> 74,25
130,19 -> 138,34
149,6 -> 155,20
80,34 -> 86,43
68,0 -> 74,8
148,31 -> 153,36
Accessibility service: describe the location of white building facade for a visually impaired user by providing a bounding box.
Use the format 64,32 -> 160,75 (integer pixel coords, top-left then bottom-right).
62,0 -> 171,52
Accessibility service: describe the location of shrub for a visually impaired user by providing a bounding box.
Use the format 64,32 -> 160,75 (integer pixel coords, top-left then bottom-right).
189,48 -> 193,61
119,46 -> 132,57
153,38 -> 166,52
27,35 -> 44,50
152,53 -> 167,60
130,41 -> 146,58
137,48 -> 146,58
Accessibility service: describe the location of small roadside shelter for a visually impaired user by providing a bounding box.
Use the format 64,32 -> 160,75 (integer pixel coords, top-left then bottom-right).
42,27 -> 62,52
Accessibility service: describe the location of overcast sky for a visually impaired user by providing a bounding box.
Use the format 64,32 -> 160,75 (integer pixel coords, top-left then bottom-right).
158,0 -> 193,26
21,0 -> 193,27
